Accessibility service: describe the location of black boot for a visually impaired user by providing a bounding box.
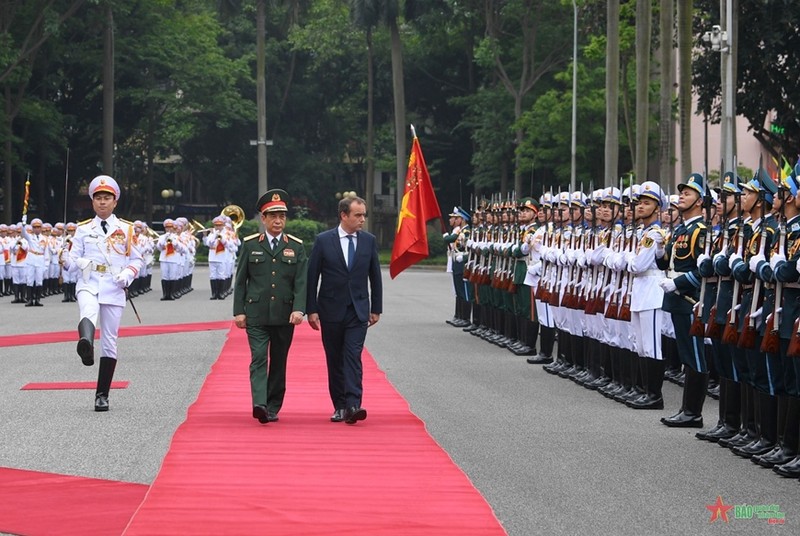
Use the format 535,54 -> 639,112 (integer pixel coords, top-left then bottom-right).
528,325 -> 554,364
24,285 -> 34,306
755,396 -> 799,468
32,285 -> 43,306
734,392 -> 778,458
161,280 -> 173,301
721,384 -> 760,449
628,358 -> 665,409
210,280 -> 218,300
698,377 -> 740,441
661,369 -> 707,428
94,357 -> 117,412
77,317 -> 95,366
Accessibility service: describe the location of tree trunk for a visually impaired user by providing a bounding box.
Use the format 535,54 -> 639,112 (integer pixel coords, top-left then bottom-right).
677,0 -> 693,182
102,5 -> 114,174
635,0 -> 652,182
514,93 -> 523,195
389,19 -> 406,210
364,29 -> 375,233
3,86 -> 11,223
658,0 -> 675,187
605,0 -> 620,187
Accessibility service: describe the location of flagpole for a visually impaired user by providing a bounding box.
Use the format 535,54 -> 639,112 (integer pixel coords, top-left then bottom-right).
63,147 -> 70,223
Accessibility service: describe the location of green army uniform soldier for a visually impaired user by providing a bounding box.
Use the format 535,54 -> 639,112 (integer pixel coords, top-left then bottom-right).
233,189 -> 308,424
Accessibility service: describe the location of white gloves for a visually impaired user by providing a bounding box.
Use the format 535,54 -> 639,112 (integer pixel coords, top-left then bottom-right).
748,253 -> 766,274
21,214 -> 27,225
528,261 -> 542,277
697,253 -> 710,266
655,243 -> 665,258
646,229 -> 664,244
455,253 -> 464,263
729,253 -> 743,268
113,268 -> 136,289
770,252 -> 786,272
659,278 -> 677,294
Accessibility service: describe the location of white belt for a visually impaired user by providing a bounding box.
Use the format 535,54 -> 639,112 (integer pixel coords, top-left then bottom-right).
667,270 -> 682,279
638,269 -> 664,278
783,283 -> 800,289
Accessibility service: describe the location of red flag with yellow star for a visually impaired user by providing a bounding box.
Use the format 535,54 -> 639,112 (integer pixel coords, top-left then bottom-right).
389,134 -> 443,279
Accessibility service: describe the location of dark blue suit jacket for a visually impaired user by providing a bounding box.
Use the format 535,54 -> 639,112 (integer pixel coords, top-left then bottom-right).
307,228 -> 383,323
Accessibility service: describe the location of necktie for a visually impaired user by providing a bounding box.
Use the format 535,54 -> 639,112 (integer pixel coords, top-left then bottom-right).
347,235 -> 355,270
271,237 -> 279,251
101,220 -> 108,234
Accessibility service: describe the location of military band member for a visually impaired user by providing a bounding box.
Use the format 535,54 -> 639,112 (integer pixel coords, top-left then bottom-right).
0,224 -> 11,296
656,173 -> 708,428
234,189 -> 307,424
206,215 -> 234,300
20,218 -> 47,306
157,218 -> 186,300
61,175 -> 144,411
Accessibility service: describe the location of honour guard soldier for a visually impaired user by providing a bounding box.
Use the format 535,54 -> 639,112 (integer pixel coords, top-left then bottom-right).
771,163 -> 800,477
625,181 -> 667,409
510,198 -> 539,356
62,175 -> 144,411
443,207 -> 472,327
233,189 -> 307,424
656,173 -> 708,427
696,172 -> 743,442
724,169 -> 780,457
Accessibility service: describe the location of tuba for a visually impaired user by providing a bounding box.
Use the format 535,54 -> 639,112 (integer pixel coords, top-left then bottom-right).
221,204 -> 245,230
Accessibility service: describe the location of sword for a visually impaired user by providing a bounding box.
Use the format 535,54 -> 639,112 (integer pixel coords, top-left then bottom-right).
125,288 -> 142,324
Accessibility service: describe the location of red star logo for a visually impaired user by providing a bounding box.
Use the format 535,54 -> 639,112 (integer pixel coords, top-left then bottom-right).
706,496 -> 734,523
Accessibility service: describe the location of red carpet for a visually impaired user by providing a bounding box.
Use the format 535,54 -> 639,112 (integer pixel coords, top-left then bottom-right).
0,320 -> 231,348
21,381 -> 129,390
0,467 -> 148,536
122,324 -> 507,535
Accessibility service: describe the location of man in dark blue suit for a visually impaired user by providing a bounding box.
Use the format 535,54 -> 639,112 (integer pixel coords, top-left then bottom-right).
307,196 -> 383,424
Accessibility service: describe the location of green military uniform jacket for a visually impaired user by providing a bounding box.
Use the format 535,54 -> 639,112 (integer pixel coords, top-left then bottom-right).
657,215 -> 706,314
233,232 -> 308,325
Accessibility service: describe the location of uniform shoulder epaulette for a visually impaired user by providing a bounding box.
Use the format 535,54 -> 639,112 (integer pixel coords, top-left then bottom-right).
243,233 -> 261,242
119,218 -> 134,225
697,222 -> 707,229
286,233 -> 303,243
77,219 -> 92,226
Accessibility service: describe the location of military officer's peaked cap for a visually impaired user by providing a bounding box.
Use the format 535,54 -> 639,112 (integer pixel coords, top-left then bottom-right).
677,173 -> 704,196
89,175 -> 120,199
518,197 -> 539,212
258,189 -> 289,214
455,206 -> 471,221
638,181 -> 664,207
721,171 -> 742,194
743,167 -> 777,204
448,206 -> 460,217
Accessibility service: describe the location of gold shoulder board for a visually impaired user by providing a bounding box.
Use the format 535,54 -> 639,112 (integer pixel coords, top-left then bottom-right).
243,233 -> 261,242
77,219 -> 92,226
286,233 -> 303,243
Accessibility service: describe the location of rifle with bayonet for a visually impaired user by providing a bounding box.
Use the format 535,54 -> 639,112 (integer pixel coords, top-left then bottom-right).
706,160 -> 730,339
722,181 -> 746,345
738,175 -> 768,349
690,164 -> 714,336
761,179 -> 786,354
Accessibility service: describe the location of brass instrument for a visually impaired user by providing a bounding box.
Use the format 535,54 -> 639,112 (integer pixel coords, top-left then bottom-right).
193,205 -> 246,234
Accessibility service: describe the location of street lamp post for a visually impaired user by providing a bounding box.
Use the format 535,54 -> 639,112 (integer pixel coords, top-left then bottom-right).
703,1 -> 735,172
570,0 -> 578,193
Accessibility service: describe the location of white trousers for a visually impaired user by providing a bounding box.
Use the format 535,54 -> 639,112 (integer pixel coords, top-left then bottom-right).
77,290 -> 123,359
632,309 -> 663,360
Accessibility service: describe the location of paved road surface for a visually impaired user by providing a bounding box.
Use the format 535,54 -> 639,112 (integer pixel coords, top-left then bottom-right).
1,267 -> 796,535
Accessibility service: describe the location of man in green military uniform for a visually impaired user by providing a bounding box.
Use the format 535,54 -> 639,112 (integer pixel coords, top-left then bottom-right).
233,189 -> 308,424
656,173 -> 709,428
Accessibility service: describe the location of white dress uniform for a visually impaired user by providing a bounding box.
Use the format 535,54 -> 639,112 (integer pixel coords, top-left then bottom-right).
62,175 -> 144,412
66,213 -> 143,357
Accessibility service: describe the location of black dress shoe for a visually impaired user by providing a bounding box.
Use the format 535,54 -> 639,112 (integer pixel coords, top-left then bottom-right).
660,411 -> 703,428
344,406 -> 367,424
267,412 -> 279,423
526,354 -> 553,365
330,409 -> 346,422
753,446 -> 796,468
626,393 -> 664,410
773,455 -> 800,478
252,405 -> 269,424
732,438 -> 775,458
